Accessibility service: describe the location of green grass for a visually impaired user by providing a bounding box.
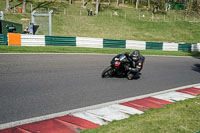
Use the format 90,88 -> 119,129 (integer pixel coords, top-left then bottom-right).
0,45 -> 200,56
81,95 -> 200,133
1,0 -> 200,43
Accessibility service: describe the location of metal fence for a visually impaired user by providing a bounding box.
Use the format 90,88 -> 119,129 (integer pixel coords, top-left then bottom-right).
21,34 -> 45,46
0,34 -> 7,45
76,37 -> 103,48
6,33 -> 200,52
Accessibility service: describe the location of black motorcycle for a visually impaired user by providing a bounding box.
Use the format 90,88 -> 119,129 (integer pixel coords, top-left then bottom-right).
102,53 -> 135,79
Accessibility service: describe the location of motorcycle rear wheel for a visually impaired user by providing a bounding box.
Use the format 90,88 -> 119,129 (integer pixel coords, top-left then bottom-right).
102,66 -> 113,78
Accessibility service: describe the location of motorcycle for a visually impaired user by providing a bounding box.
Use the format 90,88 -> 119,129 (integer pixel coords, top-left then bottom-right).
102,53 -> 134,79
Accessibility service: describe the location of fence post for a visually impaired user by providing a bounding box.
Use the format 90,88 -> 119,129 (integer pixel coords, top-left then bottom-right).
49,10 -> 53,36
150,13 -> 154,21
164,15 -> 165,22
0,11 -> 4,20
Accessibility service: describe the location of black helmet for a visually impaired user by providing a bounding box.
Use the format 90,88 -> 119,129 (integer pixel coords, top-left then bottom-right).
132,50 -> 140,61
133,50 -> 140,56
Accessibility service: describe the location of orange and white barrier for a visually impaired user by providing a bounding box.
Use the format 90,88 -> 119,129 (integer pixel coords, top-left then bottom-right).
7,33 -> 200,52
8,33 -> 45,46
8,33 -> 21,46
21,34 -> 45,46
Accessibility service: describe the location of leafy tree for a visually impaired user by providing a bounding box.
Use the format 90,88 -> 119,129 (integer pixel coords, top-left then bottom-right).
136,0 -> 139,10
82,0 -> 85,7
69,0 -> 72,4
5,0 -> 10,12
198,0 -> 200,14
22,0 -> 28,13
186,0 -> 193,14
151,0 -> 165,14
116,0 -> 119,7
148,0 -> 150,9
95,0 -> 100,15
191,0 -> 200,14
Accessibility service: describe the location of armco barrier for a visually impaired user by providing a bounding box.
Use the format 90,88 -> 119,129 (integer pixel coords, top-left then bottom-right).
6,34 -> 200,52
21,34 -> 45,46
0,34 -> 7,45
103,39 -> 126,48
191,43 -> 200,52
146,42 -> 163,50
76,37 -> 103,48
178,43 -> 192,51
163,42 -> 179,51
45,36 -> 76,46
8,33 -> 21,46
126,40 -> 146,50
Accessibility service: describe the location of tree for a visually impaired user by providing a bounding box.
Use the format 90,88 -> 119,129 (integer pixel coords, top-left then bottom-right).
82,0 -> 85,7
116,0 -> 119,7
69,0 -> 72,4
5,0 -> 10,12
151,0 -> 165,14
95,0 -> 100,15
136,0 -> 139,11
186,0 -> 193,14
198,0 -> 200,14
22,0 -> 27,13
148,0 -> 150,9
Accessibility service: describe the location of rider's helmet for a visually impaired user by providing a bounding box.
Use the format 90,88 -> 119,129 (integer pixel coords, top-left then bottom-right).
131,50 -> 140,61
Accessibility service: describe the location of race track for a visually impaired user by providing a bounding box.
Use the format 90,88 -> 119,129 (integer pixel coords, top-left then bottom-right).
0,54 -> 200,124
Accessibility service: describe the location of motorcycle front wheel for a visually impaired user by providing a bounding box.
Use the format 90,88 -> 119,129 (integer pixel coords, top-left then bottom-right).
101,66 -> 113,78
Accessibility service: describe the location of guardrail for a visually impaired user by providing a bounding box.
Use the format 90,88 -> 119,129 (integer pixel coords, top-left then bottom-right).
21,34 -> 45,46
0,34 -> 7,45
76,37 -> 103,48
6,33 -> 200,52
8,33 -> 45,46
45,36 -> 76,46
126,40 -> 146,50
191,43 -> 200,52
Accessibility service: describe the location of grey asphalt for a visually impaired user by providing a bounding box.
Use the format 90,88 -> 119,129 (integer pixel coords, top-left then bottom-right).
0,54 -> 200,124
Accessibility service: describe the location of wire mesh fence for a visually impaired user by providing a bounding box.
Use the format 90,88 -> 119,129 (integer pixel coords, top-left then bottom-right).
34,16 -> 49,35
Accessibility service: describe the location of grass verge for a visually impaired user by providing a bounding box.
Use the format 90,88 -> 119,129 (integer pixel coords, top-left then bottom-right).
0,45 -> 200,57
81,95 -> 200,133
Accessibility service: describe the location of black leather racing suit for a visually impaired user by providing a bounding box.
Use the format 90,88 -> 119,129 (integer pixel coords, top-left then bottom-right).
124,53 -> 145,75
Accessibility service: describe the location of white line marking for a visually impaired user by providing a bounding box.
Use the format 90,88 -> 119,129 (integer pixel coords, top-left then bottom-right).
0,83 -> 200,130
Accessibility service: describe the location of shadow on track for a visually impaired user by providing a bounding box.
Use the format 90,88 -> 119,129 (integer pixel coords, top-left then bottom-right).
104,73 -> 141,80
191,64 -> 200,73
190,51 -> 200,73
181,51 -> 200,73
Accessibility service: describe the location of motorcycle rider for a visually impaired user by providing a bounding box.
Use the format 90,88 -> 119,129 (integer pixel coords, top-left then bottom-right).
125,50 -> 145,80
